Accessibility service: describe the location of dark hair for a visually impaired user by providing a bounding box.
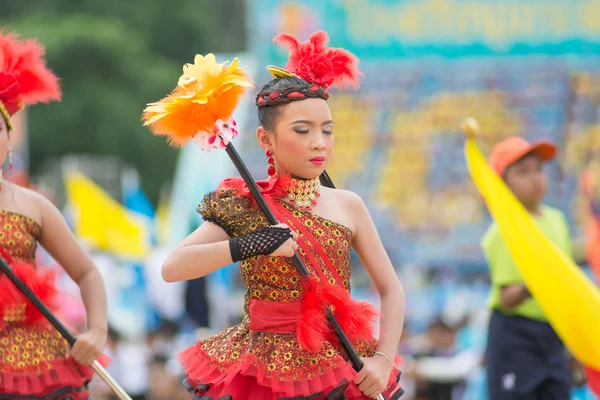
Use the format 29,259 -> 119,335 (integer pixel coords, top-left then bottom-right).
256,76 -> 328,131
503,151 -> 542,178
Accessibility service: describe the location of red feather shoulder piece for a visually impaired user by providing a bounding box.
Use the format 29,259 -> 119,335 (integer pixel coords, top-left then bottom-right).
273,31 -> 363,90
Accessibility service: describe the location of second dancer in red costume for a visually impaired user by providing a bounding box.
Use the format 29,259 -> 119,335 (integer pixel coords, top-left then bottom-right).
0,30 -> 108,399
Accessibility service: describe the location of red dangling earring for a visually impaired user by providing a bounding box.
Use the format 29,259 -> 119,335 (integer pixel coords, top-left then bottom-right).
266,150 -> 276,177
8,148 -> 12,171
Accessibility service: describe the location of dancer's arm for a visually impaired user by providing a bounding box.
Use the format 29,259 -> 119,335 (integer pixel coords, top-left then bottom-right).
162,222 -> 298,282
162,222 -> 233,282
345,191 -> 405,398
36,192 -> 107,365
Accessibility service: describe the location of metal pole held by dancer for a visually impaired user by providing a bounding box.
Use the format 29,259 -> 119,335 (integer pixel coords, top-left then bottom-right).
0,256 -> 133,400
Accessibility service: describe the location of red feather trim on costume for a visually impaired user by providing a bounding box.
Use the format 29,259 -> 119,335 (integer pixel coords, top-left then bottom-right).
217,175 -> 293,214
297,277 -> 329,352
296,279 -> 379,352
0,247 -> 58,330
321,285 -> 378,345
273,31 -> 363,90
0,30 -> 61,115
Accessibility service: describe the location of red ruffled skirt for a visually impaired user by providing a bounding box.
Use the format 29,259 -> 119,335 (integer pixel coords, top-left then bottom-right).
0,261 -> 97,399
179,316 -> 404,400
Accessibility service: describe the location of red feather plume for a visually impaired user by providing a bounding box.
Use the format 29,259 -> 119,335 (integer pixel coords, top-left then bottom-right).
296,278 -> 378,352
273,31 -> 363,90
0,246 -> 58,330
297,277 -> 329,352
0,30 -> 61,116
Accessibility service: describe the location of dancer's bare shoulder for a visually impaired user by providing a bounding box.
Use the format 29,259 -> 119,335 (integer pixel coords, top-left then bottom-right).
1,183 -> 45,226
316,187 -> 368,237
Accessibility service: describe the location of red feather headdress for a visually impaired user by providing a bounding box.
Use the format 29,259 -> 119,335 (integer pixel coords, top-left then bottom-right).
0,30 -> 62,131
256,31 -> 363,107
272,30 -> 362,90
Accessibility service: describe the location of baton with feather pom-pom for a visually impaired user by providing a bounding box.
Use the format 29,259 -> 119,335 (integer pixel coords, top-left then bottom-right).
142,53 -> 387,400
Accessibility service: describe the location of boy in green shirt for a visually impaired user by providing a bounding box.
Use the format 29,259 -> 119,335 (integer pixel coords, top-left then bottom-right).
482,137 -> 572,399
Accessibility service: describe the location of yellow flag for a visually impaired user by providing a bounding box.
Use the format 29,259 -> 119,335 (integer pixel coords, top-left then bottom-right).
64,170 -> 149,258
462,118 -> 600,370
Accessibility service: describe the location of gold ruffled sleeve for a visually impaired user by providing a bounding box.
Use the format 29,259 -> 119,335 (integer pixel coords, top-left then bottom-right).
197,190 -> 268,238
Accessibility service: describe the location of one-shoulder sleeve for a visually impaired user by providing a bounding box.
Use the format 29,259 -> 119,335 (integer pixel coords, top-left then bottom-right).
197,189 -> 268,237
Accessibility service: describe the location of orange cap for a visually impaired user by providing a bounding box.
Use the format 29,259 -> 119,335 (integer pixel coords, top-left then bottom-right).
489,137 -> 558,176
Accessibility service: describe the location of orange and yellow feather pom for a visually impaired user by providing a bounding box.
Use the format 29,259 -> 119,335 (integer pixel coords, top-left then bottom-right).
142,54 -> 253,147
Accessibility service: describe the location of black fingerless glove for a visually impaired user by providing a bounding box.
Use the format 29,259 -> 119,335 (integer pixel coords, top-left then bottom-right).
229,226 -> 293,263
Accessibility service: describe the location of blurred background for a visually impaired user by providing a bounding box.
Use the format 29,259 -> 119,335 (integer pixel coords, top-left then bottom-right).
2,0 -> 600,399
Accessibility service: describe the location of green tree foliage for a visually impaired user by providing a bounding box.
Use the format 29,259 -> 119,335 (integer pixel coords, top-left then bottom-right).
0,0 -> 246,203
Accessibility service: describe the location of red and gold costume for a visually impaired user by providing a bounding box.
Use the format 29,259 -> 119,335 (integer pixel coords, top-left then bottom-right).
0,31 -> 97,399
142,30 -> 404,400
179,179 -> 403,400
0,212 -> 97,399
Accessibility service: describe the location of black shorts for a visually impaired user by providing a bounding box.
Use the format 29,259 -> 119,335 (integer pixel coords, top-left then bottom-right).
486,310 -> 571,400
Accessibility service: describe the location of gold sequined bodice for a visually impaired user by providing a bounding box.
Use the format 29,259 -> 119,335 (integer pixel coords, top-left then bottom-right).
240,204 -> 352,311
0,210 -> 40,263
192,188 -> 382,390
198,190 -> 354,312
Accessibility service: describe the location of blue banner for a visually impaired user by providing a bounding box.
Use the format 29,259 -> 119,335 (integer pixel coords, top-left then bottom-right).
250,0 -> 600,61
